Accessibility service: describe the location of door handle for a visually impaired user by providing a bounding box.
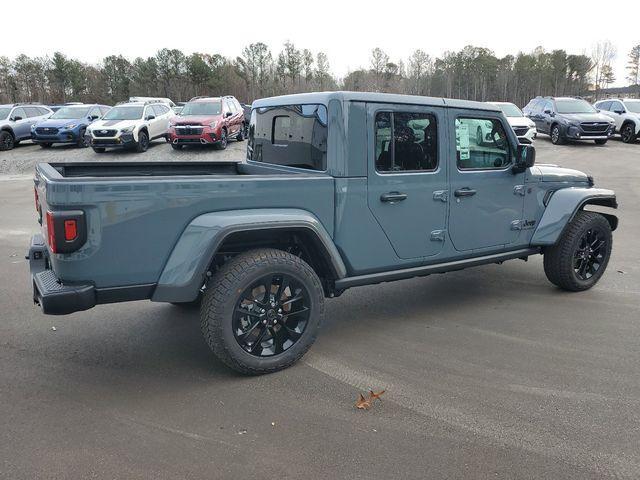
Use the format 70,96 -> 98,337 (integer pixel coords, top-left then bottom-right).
454,188 -> 477,197
380,192 -> 408,203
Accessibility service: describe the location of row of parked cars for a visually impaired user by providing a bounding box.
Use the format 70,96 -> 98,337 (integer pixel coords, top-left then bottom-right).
0,96 -> 250,152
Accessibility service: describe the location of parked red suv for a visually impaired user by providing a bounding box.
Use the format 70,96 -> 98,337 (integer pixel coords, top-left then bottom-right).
168,95 -> 246,150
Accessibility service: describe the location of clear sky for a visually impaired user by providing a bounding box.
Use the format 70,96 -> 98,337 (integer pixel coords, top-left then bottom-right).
4,0 -> 639,86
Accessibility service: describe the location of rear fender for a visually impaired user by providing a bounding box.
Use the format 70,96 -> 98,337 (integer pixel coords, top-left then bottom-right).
530,187 -> 617,246
151,209 -> 346,303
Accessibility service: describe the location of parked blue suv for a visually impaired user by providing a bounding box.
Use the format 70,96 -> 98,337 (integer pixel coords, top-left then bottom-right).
31,104 -> 110,148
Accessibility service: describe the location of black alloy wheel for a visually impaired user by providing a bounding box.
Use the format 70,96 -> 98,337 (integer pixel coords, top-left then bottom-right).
621,124 -> 636,143
233,274 -> 311,357
573,227 -> 607,281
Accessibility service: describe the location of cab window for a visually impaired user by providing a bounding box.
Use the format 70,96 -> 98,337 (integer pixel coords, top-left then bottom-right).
455,117 -> 510,170
375,111 -> 438,172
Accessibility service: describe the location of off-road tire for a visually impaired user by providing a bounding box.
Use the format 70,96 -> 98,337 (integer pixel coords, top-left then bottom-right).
550,124 -> 565,145
136,131 -> 149,153
77,129 -> 88,148
594,139 -> 608,145
200,248 -> 324,375
0,131 -> 14,151
621,123 -> 636,143
92,147 -> 106,153
543,211 -> 612,292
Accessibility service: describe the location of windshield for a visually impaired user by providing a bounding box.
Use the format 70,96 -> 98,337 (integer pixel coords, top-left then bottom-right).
496,103 -> 523,117
51,106 -> 92,119
625,101 -> 640,114
181,101 -> 221,116
555,99 -> 596,114
102,106 -> 143,121
0,108 -> 10,120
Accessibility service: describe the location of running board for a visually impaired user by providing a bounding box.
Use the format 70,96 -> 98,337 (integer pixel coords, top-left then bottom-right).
334,248 -> 540,290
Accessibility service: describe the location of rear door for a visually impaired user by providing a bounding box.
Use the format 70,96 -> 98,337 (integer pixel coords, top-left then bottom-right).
447,110 -> 525,251
366,103 -> 447,259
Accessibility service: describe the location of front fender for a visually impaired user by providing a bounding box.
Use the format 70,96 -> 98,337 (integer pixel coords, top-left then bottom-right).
530,187 -> 617,246
151,209 -> 346,303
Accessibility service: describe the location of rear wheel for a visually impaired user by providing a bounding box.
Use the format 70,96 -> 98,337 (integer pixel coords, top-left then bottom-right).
621,123 -> 636,143
40,142 -> 52,149
92,147 -> 106,153
594,139 -> 607,145
171,143 -> 183,150
550,124 -> 564,145
0,131 -> 14,151
543,211 -> 612,291
136,131 -> 149,152
200,248 -> 324,375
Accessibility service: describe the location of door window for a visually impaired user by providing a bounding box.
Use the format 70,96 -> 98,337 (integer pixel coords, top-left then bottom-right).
374,111 -> 438,172
12,107 -> 26,120
144,107 -> 155,119
152,104 -> 167,116
597,101 -> 612,111
610,101 -> 624,113
455,117 -> 510,170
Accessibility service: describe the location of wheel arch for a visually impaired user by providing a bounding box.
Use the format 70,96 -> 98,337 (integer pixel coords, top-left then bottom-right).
531,188 -> 618,246
1,126 -> 15,137
151,209 -> 347,303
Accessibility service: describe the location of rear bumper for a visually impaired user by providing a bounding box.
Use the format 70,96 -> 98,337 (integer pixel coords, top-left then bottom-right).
28,234 -> 155,315
28,235 -> 96,315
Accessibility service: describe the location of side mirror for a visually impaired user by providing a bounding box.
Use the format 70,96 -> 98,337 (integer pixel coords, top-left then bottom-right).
146,115 -> 155,120
614,110 -> 625,115
543,109 -> 552,115
12,116 -> 22,122
89,115 -> 99,121
225,111 -> 232,118
513,144 -> 535,174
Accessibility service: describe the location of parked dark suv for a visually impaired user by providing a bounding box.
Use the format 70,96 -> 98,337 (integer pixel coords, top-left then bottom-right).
523,96 -> 615,145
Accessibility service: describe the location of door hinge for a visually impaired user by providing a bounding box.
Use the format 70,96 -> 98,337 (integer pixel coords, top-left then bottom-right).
513,185 -> 526,196
430,229 -> 446,241
433,190 -> 448,202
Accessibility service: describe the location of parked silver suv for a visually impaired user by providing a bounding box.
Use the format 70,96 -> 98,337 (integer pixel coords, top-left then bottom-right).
0,103 -> 52,150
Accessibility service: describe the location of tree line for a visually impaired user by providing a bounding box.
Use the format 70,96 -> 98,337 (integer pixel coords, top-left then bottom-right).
1,41 -> 639,107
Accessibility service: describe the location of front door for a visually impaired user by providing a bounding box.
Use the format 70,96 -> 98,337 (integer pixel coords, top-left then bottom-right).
366,103 -> 447,259
448,111 -> 525,251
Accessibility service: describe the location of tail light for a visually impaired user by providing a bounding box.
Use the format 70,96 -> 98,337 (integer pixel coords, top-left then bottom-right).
45,210 -> 86,254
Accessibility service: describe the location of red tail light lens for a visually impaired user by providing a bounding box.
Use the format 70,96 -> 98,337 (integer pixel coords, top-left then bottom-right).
64,220 -> 77,241
46,211 -> 57,253
34,186 -> 39,212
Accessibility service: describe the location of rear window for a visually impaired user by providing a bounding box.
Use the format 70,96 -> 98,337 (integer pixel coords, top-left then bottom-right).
248,104 -> 328,171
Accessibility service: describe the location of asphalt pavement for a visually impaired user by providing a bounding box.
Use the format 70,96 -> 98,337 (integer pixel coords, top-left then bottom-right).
0,136 -> 639,479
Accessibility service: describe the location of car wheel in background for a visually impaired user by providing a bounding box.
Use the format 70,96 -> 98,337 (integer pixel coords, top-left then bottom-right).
621,123 -> 636,143
0,131 -> 15,151
543,211 -> 612,292
136,131 -> 149,153
594,139 -> 607,145
171,143 -> 183,150
200,248 -> 324,375
550,125 -> 564,145
77,129 -> 88,148
92,147 -> 106,153
215,129 -> 227,150
236,125 -> 244,142
40,143 -> 52,149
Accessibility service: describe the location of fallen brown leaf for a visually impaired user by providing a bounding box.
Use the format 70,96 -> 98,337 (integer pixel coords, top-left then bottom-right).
369,390 -> 386,402
355,393 -> 372,410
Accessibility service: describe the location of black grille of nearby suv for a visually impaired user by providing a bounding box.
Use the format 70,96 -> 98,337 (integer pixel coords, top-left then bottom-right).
93,129 -> 117,137
580,123 -> 609,134
513,126 -> 529,136
36,127 -> 59,135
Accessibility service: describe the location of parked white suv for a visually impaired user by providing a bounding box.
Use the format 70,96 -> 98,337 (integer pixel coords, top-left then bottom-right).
87,101 -> 173,153
593,98 -> 640,143
488,102 -> 537,141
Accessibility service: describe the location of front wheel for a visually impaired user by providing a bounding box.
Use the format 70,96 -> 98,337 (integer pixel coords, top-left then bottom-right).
543,211 -> 612,291
92,147 -> 106,153
594,139 -> 608,145
200,248 -> 324,375
77,129 -> 89,148
0,131 -> 15,151
550,125 -> 564,145
215,129 -> 227,150
171,143 -> 183,150
40,142 -> 52,149
236,125 -> 245,141
136,131 -> 149,152
621,124 -> 636,143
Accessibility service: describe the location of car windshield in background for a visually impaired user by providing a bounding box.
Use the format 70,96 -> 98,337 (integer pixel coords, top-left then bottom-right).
181,102 -> 221,116
555,99 -> 596,114
625,102 -> 640,113
0,108 -> 11,120
102,106 -> 143,120
51,106 -> 92,119
497,103 -> 523,117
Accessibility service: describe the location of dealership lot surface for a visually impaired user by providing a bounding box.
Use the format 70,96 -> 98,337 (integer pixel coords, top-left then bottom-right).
1,138 -> 639,479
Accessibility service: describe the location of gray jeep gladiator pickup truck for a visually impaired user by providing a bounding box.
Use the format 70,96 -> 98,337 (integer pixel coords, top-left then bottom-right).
28,92 -> 618,374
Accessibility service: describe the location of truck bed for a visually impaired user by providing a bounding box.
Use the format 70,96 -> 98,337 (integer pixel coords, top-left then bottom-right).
46,161 -> 243,178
